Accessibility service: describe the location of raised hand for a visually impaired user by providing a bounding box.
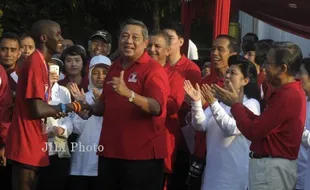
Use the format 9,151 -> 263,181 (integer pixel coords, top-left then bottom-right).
201,84 -> 216,105
68,83 -> 86,103
93,88 -> 101,101
211,81 -> 241,107
110,71 -> 131,98
49,71 -> 59,85
184,80 -> 201,102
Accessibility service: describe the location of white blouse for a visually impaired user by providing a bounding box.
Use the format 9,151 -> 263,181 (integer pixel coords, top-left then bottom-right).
70,90 -> 103,176
191,96 -> 260,190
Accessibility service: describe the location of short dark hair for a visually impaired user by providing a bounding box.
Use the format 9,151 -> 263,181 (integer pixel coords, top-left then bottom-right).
228,55 -> 260,101
149,30 -> 171,47
216,35 -> 240,53
259,39 -> 274,46
301,58 -> 310,75
0,32 -> 21,48
120,19 -> 148,40
20,33 -> 33,41
60,45 -> 87,77
254,42 -> 272,66
243,33 -> 259,42
162,21 -> 184,38
271,42 -> 303,75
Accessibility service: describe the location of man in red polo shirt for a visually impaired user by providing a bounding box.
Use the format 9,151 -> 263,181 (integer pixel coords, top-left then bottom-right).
213,42 -> 306,190
0,64 -> 13,189
0,32 -> 21,96
162,21 -> 201,190
4,20 -> 90,190
147,30 -> 185,189
93,19 -> 169,190
189,35 -> 240,189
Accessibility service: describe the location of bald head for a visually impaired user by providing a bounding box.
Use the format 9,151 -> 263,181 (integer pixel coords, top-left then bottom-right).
31,20 -> 63,54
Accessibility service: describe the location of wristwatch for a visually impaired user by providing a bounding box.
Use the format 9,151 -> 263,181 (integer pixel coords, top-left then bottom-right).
129,90 -> 135,102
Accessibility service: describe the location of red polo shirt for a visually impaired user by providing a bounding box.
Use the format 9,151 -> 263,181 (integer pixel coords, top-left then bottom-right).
0,65 -> 13,146
164,64 -> 185,173
5,51 -> 50,166
98,52 -> 170,160
231,81 -> 306,160
173,55 -> 201,151
194,70 -> 225,158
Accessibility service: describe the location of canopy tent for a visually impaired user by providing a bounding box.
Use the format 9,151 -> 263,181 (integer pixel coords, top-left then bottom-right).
235,0 -> 310,39
180,0 -> 310,53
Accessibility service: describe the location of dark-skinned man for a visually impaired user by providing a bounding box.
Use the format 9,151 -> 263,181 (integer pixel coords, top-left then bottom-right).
4,20 -> 94,190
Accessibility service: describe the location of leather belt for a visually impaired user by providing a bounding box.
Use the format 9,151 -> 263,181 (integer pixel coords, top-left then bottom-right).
249,152 -> 272,159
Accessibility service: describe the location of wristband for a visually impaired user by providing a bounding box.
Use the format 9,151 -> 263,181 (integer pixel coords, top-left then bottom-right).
60,103 -> 66,113
75,102 -> 82,112
72,102 -> 78,112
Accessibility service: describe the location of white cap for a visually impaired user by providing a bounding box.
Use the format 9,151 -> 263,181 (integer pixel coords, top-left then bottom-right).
89,55 -> 111,69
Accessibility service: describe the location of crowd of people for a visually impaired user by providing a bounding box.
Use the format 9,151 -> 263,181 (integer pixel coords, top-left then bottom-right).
0,18 -> 309,190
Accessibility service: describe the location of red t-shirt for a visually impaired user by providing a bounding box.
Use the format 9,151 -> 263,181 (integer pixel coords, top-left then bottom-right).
5,51 -> 50,167
0,65 -> 13,146
164,64 -> 185,173
98,52 -> 170,160
231,81 -> 306,159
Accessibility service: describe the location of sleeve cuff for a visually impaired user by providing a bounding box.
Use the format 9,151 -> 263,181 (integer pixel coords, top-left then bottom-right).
231,103 -> 244,116
191,100 -> 202,110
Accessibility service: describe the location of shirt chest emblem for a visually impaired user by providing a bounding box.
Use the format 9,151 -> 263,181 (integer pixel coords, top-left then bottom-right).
128,72 -> 137,83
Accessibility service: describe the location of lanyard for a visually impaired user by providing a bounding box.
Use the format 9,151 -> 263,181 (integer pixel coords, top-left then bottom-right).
36,50 -> 51,103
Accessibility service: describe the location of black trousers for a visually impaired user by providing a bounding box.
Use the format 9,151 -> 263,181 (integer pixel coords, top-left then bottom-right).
97,157 -> 164,190
69,175 -> 98,190
11,160 -> 40,190
36,155 -> 69,190
0,163 -> 12,190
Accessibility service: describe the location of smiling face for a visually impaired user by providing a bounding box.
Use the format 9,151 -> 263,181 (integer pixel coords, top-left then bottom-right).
46,24 -> 63,54
119,24 -> 148,61
211,38 -> 232,70
89,37 -> 110,57
147,35 -> 170,65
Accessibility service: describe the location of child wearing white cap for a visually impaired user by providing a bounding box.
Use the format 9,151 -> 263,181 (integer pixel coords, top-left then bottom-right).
68,55 -> 111,190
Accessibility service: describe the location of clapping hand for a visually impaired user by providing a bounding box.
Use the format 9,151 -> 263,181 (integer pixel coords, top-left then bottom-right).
184,80 -> 201,102
110,71 -> 131,98
200,84 -> 216,105
92,88 -> 101,103
211,81 -> 241,107
68,83 -> 86,104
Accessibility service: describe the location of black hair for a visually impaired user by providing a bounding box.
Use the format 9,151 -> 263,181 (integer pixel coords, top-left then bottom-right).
259,39 -> 274,46
20,33 -> 33,41
271,42 -> 303,76
149,30 -> 171,47
120,18 -> 148,40
60,45 -> 87,77
243,33 -> 259,43
162,21 -> 185,39
216,35 -> 241,54
301,58 -> 310,75
228,55 -> 261,101
254,42 -> 272,66
0,32 -> 21,48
